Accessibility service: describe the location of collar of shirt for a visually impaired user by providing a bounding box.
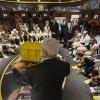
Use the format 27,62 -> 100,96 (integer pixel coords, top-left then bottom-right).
41,57 -> 53,62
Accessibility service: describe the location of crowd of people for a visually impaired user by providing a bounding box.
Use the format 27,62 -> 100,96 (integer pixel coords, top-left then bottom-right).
68,29 -> 100,86
8,27 -> 100,99
0,17 -> 100,100
0,18 -> 78,58
9,38 -> 70,100
6,18 -> 76,100
0,22 -> 51,58
0,18 -> 100,77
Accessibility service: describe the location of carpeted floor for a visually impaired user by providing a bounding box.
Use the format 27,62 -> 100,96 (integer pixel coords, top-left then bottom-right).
0,56 -> 16,76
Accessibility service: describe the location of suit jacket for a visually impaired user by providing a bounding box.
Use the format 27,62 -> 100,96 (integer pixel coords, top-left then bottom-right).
80,34 -> 91,45
24,58 -> 70,100
61,23 -> 68,35
49,21 -> 59,34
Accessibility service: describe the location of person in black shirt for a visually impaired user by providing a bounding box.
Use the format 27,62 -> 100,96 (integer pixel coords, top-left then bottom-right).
14,38 -> 70,100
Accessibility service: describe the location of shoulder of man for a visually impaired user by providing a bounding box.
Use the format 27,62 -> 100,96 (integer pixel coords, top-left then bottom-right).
61,60 -> 70,66
61,60 -> 70,75
27,63 -> 43,70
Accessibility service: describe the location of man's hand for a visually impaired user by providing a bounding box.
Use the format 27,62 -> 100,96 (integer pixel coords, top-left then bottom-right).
8,89 -> 21,100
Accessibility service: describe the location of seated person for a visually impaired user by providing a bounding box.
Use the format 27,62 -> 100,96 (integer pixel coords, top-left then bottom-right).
77,55 -> 100,77
13,38 -> 70,100
68,30 -> 82,49
0,35 -> 3,43
44,24 -> 50,33
80,30 -> 91,48
81,58 -> 95,75
43,24 -> 51,38
9,39 -> 16,49
72,30 -> 91,52
73,39 -> 99,67
89,66 -> 100,86
34,24 -> 40,33
2,45 -> 15,55
23,33 -> 28,42
69,30 -> 82,42
76,38 -> 99,64
2,45 -> 9,54
84,38 -> 99,56
70,30 -> 91,56
28,31 -> 37,42
0,45 -> 3,58
14,36 -> 20,45
68,31 -> 83,54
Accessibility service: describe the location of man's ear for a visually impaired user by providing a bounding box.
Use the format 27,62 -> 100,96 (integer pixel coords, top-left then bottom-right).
42,48 -> 48,57
45,49 -> 48,57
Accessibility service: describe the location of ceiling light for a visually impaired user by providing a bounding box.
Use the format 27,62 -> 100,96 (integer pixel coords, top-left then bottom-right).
38,0 -> 41,2
59,0 -> 61,2
3,14 -> 7,17
17,0 -> 20,2
22,14 -> 25,17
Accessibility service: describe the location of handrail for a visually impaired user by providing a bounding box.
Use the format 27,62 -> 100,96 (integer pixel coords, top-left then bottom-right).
0,0 -> 81,4
0,54 -> 20,100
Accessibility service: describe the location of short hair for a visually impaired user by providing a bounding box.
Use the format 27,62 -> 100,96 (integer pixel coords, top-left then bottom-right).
42,38 -> 60,58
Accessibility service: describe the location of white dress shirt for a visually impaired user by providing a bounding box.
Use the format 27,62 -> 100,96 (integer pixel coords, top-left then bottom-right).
80,34 -> 91,45
95,35 -> 100,46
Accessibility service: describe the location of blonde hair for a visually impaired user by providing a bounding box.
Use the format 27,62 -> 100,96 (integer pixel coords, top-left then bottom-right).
42,38 -> 60,58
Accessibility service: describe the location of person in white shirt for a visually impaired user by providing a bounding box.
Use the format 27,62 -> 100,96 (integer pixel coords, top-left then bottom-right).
34,24 -> 40,33
80,30 -> 91,46
84,38 -> 99,56
95,33 -> 100,46
72,31 -> 91,62
44,25 -> 50,33
76,38 -> 99,64
43,24 -> 51,38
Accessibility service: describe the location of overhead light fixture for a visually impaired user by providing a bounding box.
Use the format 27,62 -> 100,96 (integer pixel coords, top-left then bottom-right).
94,15 -> 98,19
3,14 -> 7,17
38,0 -> 41,2
17,0 -> 20,2
33,14 -> 36,17
85,14 -> 88,18
22,14 -> 25,17
59,0 -> 61,2
44,14 -> 47,17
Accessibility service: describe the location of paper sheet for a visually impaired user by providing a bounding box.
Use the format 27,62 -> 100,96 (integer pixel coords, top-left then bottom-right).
72,66 -> 80,71
84,79 -> 91,85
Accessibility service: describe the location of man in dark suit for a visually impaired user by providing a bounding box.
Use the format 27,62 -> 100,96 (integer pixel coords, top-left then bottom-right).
49,19 -> 59,40
15,38 -> 70,100
61,20 -> 69,48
